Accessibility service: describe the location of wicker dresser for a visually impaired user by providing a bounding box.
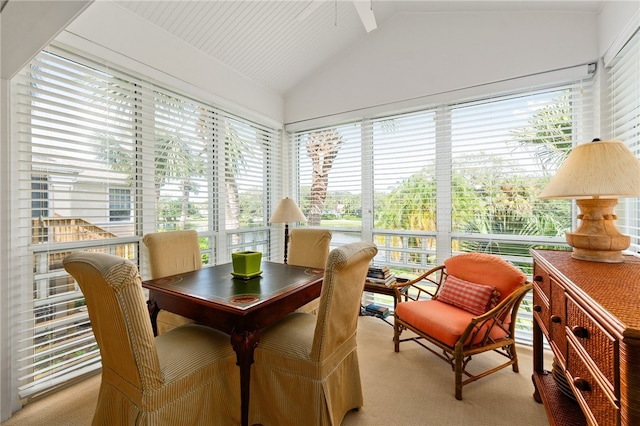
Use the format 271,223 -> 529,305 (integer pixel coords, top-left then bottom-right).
531,249 -> 640,426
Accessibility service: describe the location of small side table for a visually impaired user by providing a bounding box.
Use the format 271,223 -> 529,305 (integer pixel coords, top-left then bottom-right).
362,278 -> 408,325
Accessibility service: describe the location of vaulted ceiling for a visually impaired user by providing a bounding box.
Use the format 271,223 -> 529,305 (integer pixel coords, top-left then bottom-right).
114,1 -> 604,96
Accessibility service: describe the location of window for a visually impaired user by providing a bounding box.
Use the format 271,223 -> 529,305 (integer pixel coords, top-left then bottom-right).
109,188 -> 131,222
291,73 -> 595,345
608,30 -> 640,254
450,87 -> 591,258
13,46 -> 279,398
296,123 -> 363,246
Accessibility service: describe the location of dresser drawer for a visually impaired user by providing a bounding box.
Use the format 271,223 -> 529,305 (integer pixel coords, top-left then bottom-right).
567,342 -> 619,426
533,264 -> 551,298
550,277 -> 567,363
533,282 -> 550,335
566,295 -> 617,389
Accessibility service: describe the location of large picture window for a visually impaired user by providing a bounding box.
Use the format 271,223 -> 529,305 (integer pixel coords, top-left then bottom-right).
608,30 -> 640,253
12,46 -> 279,398
291,74 -> 595,345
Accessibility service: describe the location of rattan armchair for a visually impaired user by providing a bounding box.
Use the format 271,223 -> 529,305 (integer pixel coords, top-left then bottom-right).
391,252 -> 532,400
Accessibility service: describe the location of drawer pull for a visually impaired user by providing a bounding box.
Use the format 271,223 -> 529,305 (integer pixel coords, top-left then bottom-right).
551,315 -> 562,324
571,326 -> 589,339
573,377 -> 591,392
533,305 -> 542,312
534,275 -> 543,282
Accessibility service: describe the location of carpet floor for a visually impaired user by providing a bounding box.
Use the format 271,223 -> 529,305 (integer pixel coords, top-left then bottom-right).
2,315 -> 550,425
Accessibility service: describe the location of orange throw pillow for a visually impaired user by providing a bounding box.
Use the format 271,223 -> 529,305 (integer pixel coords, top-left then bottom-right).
436,275 -> 499,316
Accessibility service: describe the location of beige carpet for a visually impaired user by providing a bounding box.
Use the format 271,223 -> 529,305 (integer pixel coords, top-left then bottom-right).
2,315 -> 549,426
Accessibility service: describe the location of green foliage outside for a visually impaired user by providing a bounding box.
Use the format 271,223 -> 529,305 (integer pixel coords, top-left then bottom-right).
97,91 -> 574,267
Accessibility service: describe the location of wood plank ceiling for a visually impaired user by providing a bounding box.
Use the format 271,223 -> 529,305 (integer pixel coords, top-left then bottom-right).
114,1 -> 604,96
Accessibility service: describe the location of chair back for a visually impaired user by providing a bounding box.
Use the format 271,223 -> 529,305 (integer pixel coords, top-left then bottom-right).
63,252 -> 163,391
311,241 -> 377,361
287,228 -> 332,269
143,230 -> 202,278
444,252 -> 526,303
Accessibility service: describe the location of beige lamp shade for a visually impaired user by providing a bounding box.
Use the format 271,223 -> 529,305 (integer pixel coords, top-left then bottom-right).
539,140 -> 640,199
270,197 -> 306,264
539,139 -> 640,263
270,197 -> 306,224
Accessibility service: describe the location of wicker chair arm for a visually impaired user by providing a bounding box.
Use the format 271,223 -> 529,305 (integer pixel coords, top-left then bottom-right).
390,265 -> 446,302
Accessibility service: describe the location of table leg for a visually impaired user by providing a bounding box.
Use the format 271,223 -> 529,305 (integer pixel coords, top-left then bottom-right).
146,299 -> 159,336
230,326 -> 260,426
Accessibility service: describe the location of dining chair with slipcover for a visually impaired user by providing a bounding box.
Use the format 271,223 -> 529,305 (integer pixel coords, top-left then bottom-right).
249,241 -> 378,426
288,228 -> 332,314
63,251 -> 240,425
391,252 -> 532,400
142,230 -> 201,334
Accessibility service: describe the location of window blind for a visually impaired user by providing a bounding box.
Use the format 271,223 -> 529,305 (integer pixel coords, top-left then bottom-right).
14,50 -> 141,399
295,122 -> 363,247
12,46 -> 279,399
608,29 -> 640,254
291,72 -> 595,346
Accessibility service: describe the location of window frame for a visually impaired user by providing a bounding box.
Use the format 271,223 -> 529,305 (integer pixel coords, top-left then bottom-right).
11,45 -> 281,399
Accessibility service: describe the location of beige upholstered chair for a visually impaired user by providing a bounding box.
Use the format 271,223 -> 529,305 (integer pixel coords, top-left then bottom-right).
288,228 -> 332,314
391,252 -> 532,400
287,228 -> 332,269
142,230 -> 201,334
63,252 -> 240,425
249,241 -> 378,426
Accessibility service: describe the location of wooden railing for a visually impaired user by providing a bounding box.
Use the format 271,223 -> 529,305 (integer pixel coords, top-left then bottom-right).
32,215 -> 132,267
32,215 -> 118,244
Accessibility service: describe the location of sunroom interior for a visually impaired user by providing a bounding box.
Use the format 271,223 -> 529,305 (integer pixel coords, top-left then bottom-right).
1,0 -> 640,421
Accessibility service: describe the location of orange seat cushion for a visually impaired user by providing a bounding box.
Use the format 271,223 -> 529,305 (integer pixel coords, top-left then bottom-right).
395,299 -> 508,347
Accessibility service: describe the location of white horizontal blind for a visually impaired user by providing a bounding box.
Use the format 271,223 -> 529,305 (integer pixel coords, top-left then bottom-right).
450,84 -> 594,257
370,110 -> 438,271
608,30 -> 640,254
222,112 -> 276,256
152,91 -> 213,232
13,49 -> 141,399
13,47 -> 280,399
295,122 -> 363,247
291,74 -> 595,345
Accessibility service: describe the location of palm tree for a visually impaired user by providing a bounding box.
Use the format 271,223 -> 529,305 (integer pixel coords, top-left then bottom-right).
512,92 -> 573,174
306,129 -> 343,226
223,118 -> 248,232
154,133 -> 206,226
96,93 -> 208,229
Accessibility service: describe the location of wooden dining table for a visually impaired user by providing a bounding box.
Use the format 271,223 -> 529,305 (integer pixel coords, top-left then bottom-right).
142,261 -> 324,426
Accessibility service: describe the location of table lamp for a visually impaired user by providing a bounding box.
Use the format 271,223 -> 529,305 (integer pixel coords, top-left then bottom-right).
539,139 -> 640,263
270,197 -> 307,263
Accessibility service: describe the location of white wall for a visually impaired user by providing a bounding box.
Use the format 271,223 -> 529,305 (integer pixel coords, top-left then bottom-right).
285,10 -> 600,125
598,1 -> 640,63
60,1 -> 285,126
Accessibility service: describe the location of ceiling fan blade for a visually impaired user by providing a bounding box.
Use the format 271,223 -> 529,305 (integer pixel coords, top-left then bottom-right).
353,1 -> 377,33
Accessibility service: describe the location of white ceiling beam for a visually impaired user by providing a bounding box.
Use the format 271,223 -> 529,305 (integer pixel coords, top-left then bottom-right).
353,1 -> 377,33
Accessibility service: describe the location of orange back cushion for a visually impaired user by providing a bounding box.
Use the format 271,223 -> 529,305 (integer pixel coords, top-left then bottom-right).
444,253 -> 526,302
